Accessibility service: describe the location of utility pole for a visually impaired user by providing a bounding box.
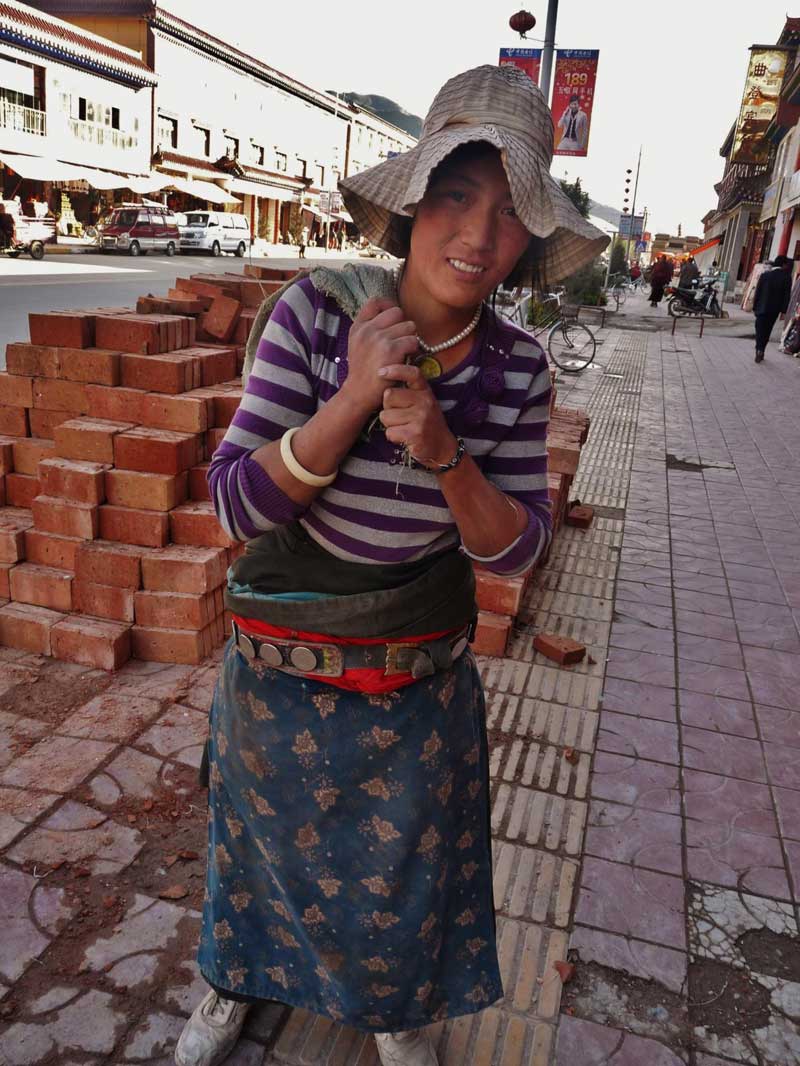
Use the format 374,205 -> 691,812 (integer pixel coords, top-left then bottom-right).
539,0 -> 559,104
624,146 -> 643,267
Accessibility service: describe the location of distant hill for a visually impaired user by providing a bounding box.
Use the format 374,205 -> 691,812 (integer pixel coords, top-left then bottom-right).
588,200 -> 622,227
332,92 -> 422,138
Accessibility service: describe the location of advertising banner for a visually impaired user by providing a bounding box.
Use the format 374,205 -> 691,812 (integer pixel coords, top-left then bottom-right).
731,47 -> 789,164
553,50 -> 599,157
619,214 -> 644,239
499,47 -> 542,84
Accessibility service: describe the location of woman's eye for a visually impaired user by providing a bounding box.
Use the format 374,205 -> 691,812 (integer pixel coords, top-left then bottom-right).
445,189 -> 466,203
502,206 -> 518,218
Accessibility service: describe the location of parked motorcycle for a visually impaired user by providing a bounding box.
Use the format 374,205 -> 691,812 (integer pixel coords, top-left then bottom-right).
667,278 -> 722,318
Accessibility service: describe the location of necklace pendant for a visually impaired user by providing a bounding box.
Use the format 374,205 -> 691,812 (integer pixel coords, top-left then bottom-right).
415,354 -> 443,380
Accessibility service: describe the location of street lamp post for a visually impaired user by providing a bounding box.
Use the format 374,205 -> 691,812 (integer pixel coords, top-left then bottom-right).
624,147 -> 643,266
539,0 -> 560,104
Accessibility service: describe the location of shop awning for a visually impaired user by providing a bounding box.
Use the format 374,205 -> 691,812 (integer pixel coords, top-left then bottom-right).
227,177 -> 299,202
0,152 -> 86,182
162,175 -> 241,205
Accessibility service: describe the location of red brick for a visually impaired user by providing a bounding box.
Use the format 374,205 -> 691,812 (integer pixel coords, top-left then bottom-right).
0,601 -> 64,655
565,504 -> 594,529
189,463 -> 211,501
205,427 -> 226,458
471,611 -> 511,657
12,437 -> 55,476
84,385 -> 146,424
74,580 -> 135,623
75,540 -> 145,589
105,469 -> 188,512
200,296 -> 241,343
0,406 -> 29,437
139,392 -> 209,433
188,346 -> 237,386
137,294 -> 206,315
29,312 -> 94,349
6,344 -> 120,386
24,529 -> 82,571
142,545 -> 227,594
28,409 -> 68,439
114,427 -> 202,475
51,615 -> 131,671
38,457 -> 106,504
474,569 -> 530,618
532,633 -> 586,665
120,351 -> 198,395
227,542 -> 245,564
547,442 -> 581,477
10,562 -> 73,612
177,277 -> 237,300
32,495 -> 99,540
0,373 -> 33,408
243,265 -> 293,282
0,509 -> 34,564
169,501 -> 232,548
7,474 -> 40,509
98,505 -> 169,548
211,390 -> 242,428
32,379 -> 90,414
0,436 -> 15,474
0,564 -> 10,597
94,315 -> 162,355
55,418 -> 135,464
131,624 -> 212,665
133,589 -> 217,630
168,287 -> 213,311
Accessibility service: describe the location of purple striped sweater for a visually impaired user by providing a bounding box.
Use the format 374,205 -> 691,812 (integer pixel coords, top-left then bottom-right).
209,276 -> 552,575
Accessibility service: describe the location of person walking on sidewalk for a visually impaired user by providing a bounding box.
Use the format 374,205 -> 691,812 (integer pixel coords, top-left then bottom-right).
173,63 -> 607,1066
649,256 -> 673,307
753,254 -> 794,362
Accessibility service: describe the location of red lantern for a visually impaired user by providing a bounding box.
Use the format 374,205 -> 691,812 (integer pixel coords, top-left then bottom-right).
509,9 -> 536,37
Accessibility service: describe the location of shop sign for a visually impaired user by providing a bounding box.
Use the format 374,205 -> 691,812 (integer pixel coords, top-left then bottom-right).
760,176 -> 784,220
731,47 -> 789,164
553,50 -> 600,158
499,48 -> 542,84
619,214 -> 644,238
318,190 -> 342,214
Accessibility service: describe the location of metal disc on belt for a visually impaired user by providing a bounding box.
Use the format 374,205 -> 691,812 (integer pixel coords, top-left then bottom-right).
258,643 -> 283,667
290,645 -> 318,672
238,633 -> 256,659
451,636 -> 469,660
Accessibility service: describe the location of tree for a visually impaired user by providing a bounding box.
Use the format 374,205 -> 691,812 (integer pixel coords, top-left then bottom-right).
559,177 -> 591,219
609,238 -> 627,276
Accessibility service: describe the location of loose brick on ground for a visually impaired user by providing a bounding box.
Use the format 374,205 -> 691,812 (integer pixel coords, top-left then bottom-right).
74,579 -> 135,623
105,469 -> 188,512
0,373 -> 33,408
533,633 -> 587,665
141,544 -> 228,594
32,495 -> 99,540
38,457 -> 107,504
51,615 -> 131,670
24,529 -> 83,571
75,540 -> 145,589
55,418 -> 136,464
113,426 -> 202,475
169,500 -> 232,548
566,504 -> 595,529
28,311 -> 94,349
0,601 -> 64,655
0,405 -> 29,437
12,437 -> 55,476
98,505 -> 170,548
6,473 -> 40,509
10,562 -> 73,612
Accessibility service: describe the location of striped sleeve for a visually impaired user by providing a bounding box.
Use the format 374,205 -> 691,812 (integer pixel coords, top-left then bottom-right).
465,341 -> 553,575
208,278 -> 319,541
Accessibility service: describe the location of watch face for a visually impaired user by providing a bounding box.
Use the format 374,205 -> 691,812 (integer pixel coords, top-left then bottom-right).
415,355 -> 443,380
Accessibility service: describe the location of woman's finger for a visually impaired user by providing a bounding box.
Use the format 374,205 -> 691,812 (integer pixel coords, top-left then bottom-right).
382,385 -> 419,409
378,364 -> 428,389
355,297 -> 399,324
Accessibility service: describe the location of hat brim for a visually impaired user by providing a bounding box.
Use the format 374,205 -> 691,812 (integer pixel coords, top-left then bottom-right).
339,124 -> 609,282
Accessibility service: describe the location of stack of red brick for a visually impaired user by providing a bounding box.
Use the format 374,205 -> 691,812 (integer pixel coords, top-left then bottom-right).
0,267 -> 588,668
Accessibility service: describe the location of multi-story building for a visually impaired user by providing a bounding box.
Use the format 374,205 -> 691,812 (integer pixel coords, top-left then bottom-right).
0,0 -> 157,220
28,0 -> 417,242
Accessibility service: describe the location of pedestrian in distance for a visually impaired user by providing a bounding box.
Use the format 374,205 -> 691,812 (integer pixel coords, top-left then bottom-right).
678,256 -> 700,291
298,224 -> 309,259
753,254 -> 794,363
649,256 -> 673,307
0,203 -> 15,250
173,63 -> 607,1066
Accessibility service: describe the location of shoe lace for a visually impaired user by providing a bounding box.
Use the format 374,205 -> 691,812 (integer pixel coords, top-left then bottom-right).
207,993 -> 237,1021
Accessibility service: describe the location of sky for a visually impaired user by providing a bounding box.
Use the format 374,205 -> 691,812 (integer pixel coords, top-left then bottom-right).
163,0 -> 796,238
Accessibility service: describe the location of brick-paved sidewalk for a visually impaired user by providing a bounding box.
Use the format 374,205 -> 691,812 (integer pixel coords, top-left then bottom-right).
1,326 -> 799,1065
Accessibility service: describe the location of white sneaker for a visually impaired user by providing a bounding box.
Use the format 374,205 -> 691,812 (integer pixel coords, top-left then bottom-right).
174,989 -> 250,1066
374,1028 -> 439,1066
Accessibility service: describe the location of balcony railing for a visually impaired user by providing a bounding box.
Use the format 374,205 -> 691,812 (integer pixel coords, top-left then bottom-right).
714,162 -> 770,214
0,100 -> 46,136
68,118 -> 137,151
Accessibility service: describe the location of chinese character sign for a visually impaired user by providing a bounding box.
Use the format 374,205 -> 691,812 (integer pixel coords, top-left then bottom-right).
499,47 -> 542,84
731,47 -> 789,164
552,49 -> 599,158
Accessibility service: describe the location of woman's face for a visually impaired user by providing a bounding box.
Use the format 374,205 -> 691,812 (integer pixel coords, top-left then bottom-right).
408,150 -> 531,310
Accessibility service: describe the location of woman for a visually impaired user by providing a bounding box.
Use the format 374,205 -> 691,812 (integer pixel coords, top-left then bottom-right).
175,64 -> 606,1066
649,256 -> 673,307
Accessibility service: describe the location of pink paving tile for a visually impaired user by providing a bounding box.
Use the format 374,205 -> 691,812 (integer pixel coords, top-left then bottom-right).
674,589 -> 733,618
609,622 -> 675,656
686,821 -> 791,900
590,752 -> 680,814
619,548 -> 671,570
670,539 -> 723,562
784,841 -> 800,900
674,610 -> 739,643
732,606 -> 800,654
617,564 -> 673,588
677,659 -> 750,702
678,690 -> 757,739
720,540 -> 774,567
728,577 -> 788,606
747,670 -> 797,711
673,554 -> 725,577
724,561 -> 778,585
677,634 -> 744,670
575,857 -> 686,949
569,927 -> 687,994
622,534 -> 671,553
615,580 -> 674,609
586,800 -> 682,875
774,787 -> 800,843
681,725 -> 767,783
601,678 -> 677,723
672,571 -> 729,597
607,648 -> 676,688
613,601 -> 674,630
598,712 -> 679,764
682,770 -> 778,838
753,704 -> 800,749
763,740 -> 800,791
742,644 -> 800,681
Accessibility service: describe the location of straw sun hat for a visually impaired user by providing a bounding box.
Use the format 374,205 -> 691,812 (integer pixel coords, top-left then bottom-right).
339,64 -> 609,281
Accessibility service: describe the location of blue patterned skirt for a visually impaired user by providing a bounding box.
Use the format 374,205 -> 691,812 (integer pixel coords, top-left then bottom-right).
198,641 -> 502,1032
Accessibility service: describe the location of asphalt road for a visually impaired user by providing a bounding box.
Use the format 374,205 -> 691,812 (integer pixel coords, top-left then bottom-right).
0,249 -> 365,367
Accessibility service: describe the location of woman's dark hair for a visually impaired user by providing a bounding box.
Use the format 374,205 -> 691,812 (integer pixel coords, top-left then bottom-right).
390,140 -> 549,292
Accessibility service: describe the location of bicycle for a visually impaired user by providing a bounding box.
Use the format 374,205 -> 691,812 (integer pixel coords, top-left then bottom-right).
605,272 -> 631,309
499,289 -> 596,372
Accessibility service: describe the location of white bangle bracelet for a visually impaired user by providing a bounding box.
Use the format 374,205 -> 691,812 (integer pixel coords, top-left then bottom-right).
279,427 -> 338,487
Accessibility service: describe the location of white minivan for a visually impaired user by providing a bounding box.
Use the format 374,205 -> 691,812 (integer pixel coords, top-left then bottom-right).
178,211 -> 251,257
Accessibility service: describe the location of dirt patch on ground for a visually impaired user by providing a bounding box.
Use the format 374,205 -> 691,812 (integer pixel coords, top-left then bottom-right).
688,958 -> 771,1037
0,661 -> 110,727
738,927 -> 800,982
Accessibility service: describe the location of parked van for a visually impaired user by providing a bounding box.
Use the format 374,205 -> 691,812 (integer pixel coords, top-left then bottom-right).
97,205 -> 180,257
178,211 -> 250,257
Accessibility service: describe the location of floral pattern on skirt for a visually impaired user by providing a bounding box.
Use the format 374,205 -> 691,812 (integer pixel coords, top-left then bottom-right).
198,640 -> 502,1032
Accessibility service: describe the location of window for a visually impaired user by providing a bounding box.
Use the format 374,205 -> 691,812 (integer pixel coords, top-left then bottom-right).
157,113 -> 178,149
252,143 -> 265,166
275,152 -> 287,172
296,158 -> 307,179
78,97 -> 87,121
111,107 -> 120,130
221,215 -> 234,229
151,213 -> 165,228
315,164 -> 325,187
224,135 -> 239,159
191,125 -> 211,157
